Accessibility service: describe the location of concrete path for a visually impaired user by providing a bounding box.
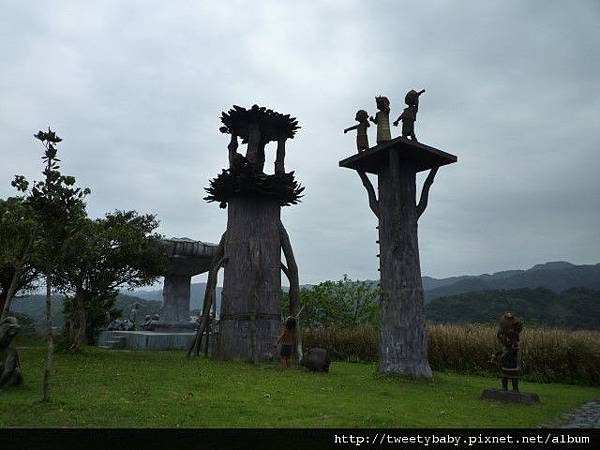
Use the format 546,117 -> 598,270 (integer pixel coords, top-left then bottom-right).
542,400 -> 600,428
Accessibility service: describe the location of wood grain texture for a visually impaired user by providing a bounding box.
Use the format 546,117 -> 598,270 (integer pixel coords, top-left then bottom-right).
216,196 -> 282,361
377,151 -> 432,378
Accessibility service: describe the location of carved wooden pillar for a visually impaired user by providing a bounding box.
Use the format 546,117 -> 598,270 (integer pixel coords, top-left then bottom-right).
217,197 -> 282,360
339,137 -> 457,378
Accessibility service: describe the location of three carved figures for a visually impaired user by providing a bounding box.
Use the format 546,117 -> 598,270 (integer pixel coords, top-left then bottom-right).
344,89 -> 426,151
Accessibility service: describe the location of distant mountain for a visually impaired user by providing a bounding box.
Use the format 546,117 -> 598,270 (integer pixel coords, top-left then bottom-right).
12,260 -> 597,333
424,261 -> 600,301
425,287 -> 600,330
10,293 -> 160,332
133,261 -> 600,308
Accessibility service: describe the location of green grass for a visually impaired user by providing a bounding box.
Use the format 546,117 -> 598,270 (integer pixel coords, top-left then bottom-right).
1,341 -> 598,428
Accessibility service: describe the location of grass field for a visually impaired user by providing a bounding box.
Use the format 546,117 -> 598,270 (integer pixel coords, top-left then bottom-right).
1,341 -> 598,428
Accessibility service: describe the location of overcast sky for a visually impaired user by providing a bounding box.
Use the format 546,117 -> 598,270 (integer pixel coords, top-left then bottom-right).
1,0 -> 599,285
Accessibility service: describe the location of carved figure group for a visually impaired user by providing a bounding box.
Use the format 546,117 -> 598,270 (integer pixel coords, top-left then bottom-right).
141,314 -> 161,331
219,105 -> 300,175
343,89 -> 426,151
107,318 -> 135,331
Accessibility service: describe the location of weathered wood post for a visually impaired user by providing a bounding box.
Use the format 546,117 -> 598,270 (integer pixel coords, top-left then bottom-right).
339,136 -> 457,378
189,105 -> 303,361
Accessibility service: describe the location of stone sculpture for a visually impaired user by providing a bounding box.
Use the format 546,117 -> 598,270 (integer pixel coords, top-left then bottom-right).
0,316 -> 23,388
129,303 -> 140,329
157,238 -> 216,331
300,347 -> 331,372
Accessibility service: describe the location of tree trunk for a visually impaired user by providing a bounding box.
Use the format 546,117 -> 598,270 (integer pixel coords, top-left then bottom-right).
1,233 -> 34,320
0,266 -> 22,320
279,221 -> 302,359
69,293 -> 87,352
42,273 -> 54,401
377,151 -> 432,378
217,196 -> 282,361
188,233 -> 226,358
203,292 -> 213,357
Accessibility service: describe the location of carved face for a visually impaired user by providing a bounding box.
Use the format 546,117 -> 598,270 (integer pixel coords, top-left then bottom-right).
355,110 -> 369,122
375,96 -> 390,112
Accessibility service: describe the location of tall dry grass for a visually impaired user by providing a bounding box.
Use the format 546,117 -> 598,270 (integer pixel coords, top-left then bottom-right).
303,324 -> 600,385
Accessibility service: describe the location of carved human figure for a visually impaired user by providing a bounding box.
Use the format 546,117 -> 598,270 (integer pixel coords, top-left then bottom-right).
274,317 -> 297,368
129,303 -> 140,329
393,89 -> 425,141
494,312 -> 523,392
275,136 -> 287,174
0,317 -> 23,388
344,110 -> 370,152
369,96 -> 391,144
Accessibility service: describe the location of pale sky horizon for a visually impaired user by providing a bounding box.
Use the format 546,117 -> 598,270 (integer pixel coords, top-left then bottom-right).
2,1 -> 599,285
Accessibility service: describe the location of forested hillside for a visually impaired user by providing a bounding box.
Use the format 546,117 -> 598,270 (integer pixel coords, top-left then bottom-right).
425,287 -> 600,330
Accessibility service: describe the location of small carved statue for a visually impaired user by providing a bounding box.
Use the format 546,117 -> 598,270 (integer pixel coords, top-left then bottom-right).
344,109 -> 370,152
122,319 -> 135,332
393,89 -> 425,141
0,316 -> 23,388
141,314 -> 160,331
493,312 -> 523,392
369,96 -> 391,144
141,315 -> 152,330
129,303 -> 140,329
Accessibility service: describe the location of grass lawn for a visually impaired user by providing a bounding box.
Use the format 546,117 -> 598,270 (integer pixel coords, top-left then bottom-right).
1,341 -> 598,428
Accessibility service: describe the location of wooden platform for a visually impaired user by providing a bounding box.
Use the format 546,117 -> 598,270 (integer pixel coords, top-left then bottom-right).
339,136 -> 457,174
481,388 -> 540,405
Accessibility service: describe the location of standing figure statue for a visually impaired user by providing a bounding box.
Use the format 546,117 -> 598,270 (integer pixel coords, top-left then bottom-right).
344,110 -> 370,152
129,303 -> 140,330
494,312 -> 523,392
369,96 -> 391,144
0,317 -> 23,388
393,89 -> 425,141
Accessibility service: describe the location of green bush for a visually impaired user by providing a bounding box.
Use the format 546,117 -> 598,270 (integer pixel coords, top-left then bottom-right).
284,275 -> 379,328
11,311 -> 38,337
303,324 -> 600,385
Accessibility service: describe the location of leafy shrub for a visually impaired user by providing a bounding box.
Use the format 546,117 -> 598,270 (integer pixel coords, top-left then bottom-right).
284,275 -> 379,328
11,311 -> 37,337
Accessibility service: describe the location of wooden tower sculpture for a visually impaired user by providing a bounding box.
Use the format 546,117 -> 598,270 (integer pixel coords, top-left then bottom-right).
339,92 -> 457,377
189,105 -> 303,362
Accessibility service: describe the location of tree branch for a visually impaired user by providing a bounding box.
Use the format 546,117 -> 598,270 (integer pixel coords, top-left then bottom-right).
280,263 -> 289,279
188,232 -> 227,358
416,167 -> 438,219
278,220 -> 302,360
357,170 -> 379,219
